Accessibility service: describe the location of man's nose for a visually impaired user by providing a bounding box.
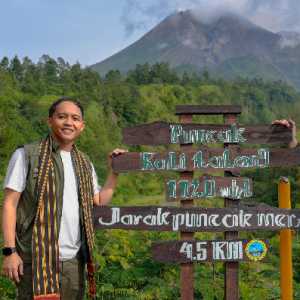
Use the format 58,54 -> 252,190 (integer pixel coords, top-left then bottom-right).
63,117 -> 73,126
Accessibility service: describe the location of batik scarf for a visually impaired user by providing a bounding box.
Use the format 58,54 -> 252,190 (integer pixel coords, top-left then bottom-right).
32,135 -> 96,300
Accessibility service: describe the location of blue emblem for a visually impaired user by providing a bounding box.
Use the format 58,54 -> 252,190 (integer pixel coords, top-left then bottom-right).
245,240 -> 267,261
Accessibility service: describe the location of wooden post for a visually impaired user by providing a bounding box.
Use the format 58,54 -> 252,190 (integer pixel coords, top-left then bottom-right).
180,114 -> 194,300
279,177 -> 293,300
224,113 -> 239,300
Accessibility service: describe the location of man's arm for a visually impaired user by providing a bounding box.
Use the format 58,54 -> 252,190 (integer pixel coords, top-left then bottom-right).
94,171 -> 119,206
272,119 -> 298,148
1,188 -> 24,282
93,148 -> 127,206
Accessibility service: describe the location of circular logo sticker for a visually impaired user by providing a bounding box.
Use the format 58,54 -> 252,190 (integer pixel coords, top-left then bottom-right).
245,240 -> 267,261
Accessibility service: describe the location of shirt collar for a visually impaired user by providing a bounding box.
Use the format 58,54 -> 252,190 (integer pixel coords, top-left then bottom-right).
48,133 -> 75,153
49,134 -> 60,152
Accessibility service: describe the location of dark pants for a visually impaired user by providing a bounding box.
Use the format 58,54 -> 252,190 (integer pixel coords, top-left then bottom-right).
16,256 -> 86,300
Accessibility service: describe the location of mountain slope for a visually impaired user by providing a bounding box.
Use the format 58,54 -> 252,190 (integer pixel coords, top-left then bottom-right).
91,10 -> 300,89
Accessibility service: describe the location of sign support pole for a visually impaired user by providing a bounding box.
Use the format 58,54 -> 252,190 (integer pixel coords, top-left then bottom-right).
179,114 -> 194,300
224,113 -> 240,300
279,177 -> 293,300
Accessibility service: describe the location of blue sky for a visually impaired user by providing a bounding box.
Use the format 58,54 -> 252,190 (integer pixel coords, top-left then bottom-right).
0,1 -> 143,66
1,0 -> 299,66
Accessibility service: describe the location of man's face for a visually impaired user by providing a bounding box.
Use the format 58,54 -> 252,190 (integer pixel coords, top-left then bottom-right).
47,101 -> 85,145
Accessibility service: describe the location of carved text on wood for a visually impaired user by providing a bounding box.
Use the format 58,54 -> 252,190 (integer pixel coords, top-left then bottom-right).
166,176 -> 253,200
152,239 -> 268,263
94,206 -> 300,232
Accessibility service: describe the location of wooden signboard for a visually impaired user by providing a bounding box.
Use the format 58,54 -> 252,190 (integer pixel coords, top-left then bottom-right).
123,122 -> 292,145
112,147 -> 300,173
96,104 -> 294,300
166,176 -> 253,201
151,239 -> 269,263
93,206 -> 300,232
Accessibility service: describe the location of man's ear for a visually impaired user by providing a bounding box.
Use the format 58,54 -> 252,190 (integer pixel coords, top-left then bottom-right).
80,121 -> 85,131
47,117 -> 52,128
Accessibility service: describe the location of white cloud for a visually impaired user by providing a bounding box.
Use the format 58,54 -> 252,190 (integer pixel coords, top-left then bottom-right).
122,0 -> 300,35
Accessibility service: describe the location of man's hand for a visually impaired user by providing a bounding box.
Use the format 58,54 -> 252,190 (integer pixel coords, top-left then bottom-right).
272,119 -> 298,148
108,148 -> 128,174
2,188 -> 22,282
2,252 -> 23,283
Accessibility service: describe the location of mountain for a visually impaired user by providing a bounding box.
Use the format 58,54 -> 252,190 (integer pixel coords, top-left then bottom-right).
91,10 -> 300,89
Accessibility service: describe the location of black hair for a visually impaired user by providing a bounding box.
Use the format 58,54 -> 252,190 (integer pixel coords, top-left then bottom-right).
48,97 -> 84,118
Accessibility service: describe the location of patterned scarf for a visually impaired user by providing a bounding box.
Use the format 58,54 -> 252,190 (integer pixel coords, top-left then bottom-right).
32,135 -> 96,300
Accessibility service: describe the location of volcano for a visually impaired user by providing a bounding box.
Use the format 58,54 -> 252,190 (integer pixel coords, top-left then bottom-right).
91,10 -> 300,89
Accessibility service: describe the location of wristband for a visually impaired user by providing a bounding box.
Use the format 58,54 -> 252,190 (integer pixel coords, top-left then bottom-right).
2,247 -> 16,256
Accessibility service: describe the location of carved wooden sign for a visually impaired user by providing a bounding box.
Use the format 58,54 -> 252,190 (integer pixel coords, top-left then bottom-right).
166,176 -> 253,201
112,147 -> 300,173
123,122 -> 292,145
151,239 -> 269,263
93,206 -> 300,232
104,104 -> 293,300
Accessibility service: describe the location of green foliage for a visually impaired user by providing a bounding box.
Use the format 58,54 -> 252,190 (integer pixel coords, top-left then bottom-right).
126,62 -> 180,85
1,55 -> 300,299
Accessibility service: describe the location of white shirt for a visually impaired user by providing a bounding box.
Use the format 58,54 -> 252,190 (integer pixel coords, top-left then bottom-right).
3,148 -> 101,261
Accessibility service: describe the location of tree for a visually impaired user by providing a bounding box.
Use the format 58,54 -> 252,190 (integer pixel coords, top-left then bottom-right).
10,55 -> 23,82
57,57 -> 70,75
127,63 -> 151,84
40,55 -> 59,85
181,71 -> 190,85
104,70 -> 122,83
0,57 -> 9,70
202,69 -> 210,81
149,62 -> 179,84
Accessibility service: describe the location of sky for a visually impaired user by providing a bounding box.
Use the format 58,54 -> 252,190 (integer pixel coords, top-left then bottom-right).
1,0 -> 300,66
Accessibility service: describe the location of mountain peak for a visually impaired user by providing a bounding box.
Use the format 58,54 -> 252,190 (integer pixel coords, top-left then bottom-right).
165,9 -> 258,30
213,13 -> 258,29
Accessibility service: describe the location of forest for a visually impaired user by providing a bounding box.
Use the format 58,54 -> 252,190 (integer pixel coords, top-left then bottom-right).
0,55 -> 300,299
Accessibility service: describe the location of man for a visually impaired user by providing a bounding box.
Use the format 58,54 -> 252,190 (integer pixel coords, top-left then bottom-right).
1,97 -> 126,300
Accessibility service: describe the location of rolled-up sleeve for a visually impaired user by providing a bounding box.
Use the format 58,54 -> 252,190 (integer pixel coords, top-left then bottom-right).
91,163 -> 101,196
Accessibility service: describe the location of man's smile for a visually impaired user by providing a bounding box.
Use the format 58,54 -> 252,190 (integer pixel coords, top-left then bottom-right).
61,128 -> 74,133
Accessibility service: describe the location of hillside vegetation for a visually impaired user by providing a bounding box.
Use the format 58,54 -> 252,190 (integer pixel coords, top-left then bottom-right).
1,56 -> 300,299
